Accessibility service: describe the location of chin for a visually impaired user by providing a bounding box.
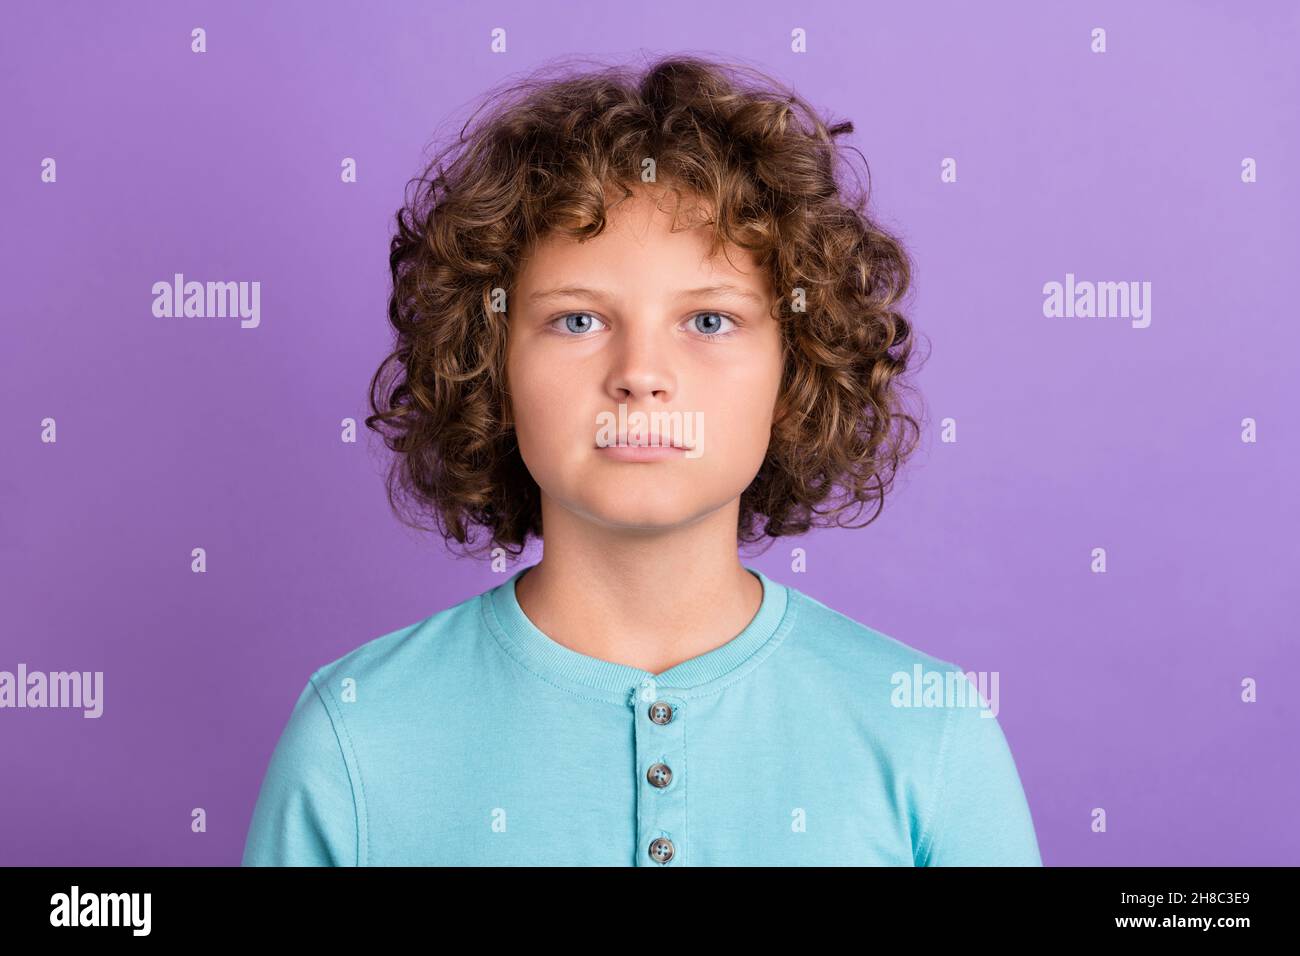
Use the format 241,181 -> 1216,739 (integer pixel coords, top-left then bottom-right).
585,500 -> 697,530
565,487 -> 706,531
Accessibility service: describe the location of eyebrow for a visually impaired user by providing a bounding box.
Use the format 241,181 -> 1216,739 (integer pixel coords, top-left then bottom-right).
527,283 -> 766,306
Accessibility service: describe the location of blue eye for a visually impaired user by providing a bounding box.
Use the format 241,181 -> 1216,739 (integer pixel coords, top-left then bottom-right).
546,311 -> 739,339
550,312 -> 607,335
691,312 -> 737,338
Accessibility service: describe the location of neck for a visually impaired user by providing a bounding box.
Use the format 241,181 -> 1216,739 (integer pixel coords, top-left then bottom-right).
513,495 -> 763,675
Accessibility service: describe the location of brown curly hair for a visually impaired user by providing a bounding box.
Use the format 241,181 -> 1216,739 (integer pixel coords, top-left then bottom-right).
366,52 -> 928,560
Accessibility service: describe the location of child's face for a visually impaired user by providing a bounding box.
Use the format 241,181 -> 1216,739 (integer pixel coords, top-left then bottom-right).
506,184 -> 784,535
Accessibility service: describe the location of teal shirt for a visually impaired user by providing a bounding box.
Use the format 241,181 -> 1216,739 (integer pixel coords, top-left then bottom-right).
242,565 -> 1042,866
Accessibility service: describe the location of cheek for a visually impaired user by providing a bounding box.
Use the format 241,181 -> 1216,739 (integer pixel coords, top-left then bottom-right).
707,349 -> 782,449
506,352 -> 547,459
507,357 -> 590,483
691,401 -> 766,484
508,345 -> 561,424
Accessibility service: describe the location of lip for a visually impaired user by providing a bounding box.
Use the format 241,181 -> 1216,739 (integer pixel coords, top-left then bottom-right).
607,434 -> 689,448
600,432 -> 692,448
596,441 -> 691,462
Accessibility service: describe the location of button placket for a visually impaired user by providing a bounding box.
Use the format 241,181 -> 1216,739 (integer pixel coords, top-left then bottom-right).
631,689 -> 687,866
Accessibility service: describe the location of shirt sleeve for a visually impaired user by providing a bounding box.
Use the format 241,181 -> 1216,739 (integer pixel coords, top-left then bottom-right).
915,696 -> 1042,866
241,674 -> 359,866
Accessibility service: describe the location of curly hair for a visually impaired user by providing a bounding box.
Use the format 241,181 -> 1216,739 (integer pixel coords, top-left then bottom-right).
366,52 -> 928,560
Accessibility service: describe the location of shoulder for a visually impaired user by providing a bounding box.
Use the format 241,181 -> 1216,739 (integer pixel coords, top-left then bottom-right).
781,581 -> 962,688
780,581 -> 1039,865
778,580 -> 971,768
305,583 -> 491,705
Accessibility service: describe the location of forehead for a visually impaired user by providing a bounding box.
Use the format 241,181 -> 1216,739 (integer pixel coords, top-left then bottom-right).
515,185 -> 770,298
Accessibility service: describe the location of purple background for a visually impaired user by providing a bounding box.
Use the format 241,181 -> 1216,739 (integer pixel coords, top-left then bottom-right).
2,0 -> 1297,866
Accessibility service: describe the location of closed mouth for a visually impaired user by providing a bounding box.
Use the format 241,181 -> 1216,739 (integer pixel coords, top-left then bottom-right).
599,434 -> 691,450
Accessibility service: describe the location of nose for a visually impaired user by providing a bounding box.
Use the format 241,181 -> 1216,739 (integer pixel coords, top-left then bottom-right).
604,320 -> 677,404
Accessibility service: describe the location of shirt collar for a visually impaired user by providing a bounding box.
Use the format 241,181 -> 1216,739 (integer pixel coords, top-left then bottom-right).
481,563 -> 797,705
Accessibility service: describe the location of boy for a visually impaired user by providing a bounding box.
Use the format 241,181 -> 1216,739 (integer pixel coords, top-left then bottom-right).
243,54 -> 1041,866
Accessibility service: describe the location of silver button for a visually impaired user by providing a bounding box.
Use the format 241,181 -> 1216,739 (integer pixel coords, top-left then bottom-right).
646,762 -> 673,788
649,701 -> 674,724
648,836 -> 675,863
